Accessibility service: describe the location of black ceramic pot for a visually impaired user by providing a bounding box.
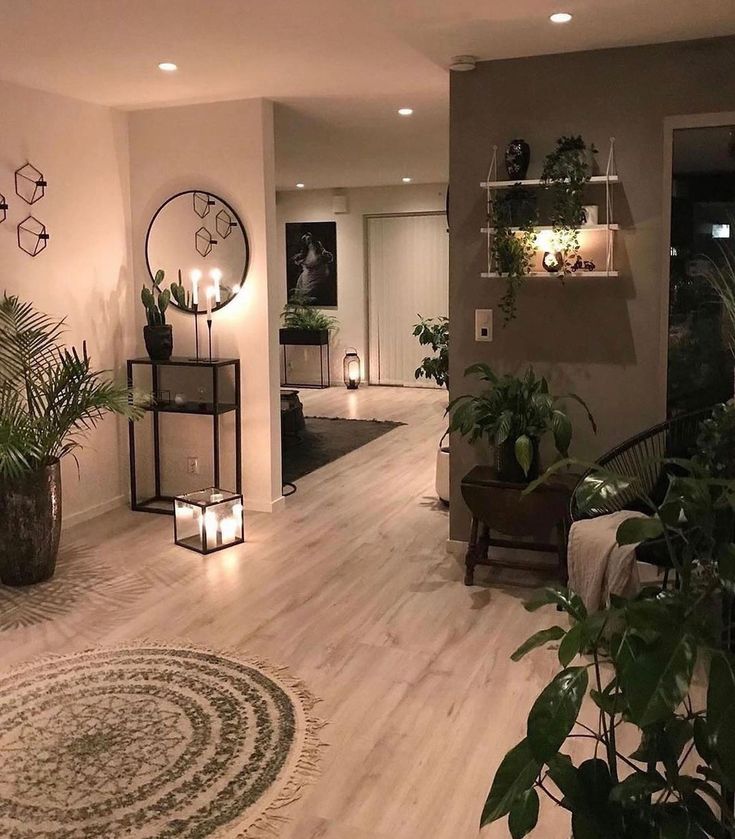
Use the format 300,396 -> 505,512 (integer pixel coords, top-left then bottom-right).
494,438 -> 540,484
0,460 -> 62,586
505,139 -> 531,180
144,324 -> 173,361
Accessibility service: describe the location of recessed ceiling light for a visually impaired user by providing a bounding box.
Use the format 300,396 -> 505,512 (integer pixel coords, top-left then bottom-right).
158,61 -> 178,72
296,183 -> 305,189
550,12 -> 573,23
398,108 -> 414,116
402,177 -> 412,183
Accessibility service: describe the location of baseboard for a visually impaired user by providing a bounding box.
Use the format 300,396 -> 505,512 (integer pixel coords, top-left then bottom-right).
446,539 -> 468,555
63,494 -> 126,531
244,494 -> 286,513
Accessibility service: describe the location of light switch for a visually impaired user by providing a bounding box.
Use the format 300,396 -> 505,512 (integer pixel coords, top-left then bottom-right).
475,309 -> 493,342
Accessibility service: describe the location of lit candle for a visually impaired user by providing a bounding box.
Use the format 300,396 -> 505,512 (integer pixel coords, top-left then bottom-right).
190,269 -> 202,306
204,510 -> 219,548
210,268 -> 222,303
220,517 -> 238,543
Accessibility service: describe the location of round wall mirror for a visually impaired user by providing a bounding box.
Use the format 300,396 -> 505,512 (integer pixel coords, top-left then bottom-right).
145,190 -> 249,313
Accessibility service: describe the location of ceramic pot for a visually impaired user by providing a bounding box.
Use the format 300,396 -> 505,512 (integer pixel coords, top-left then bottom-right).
494,438 -> 540,484
505,139 -> 531,180
144,324 -> 173,361
542,251 -> 564,274
0,460 -> 61,586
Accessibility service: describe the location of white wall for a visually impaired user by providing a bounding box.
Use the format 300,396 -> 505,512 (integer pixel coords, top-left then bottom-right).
276,183 -> 447,383
128,98 -> 282,512
0,80 -> 135,527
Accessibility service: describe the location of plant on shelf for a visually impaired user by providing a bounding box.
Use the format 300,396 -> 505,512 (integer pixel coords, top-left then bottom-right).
141,269 -> 173,361
479,445 -> 735,839
494,226 -> 536,324
413,315 -> 449,389
280,287 -> 339,333
0,294 -> 148,586
447,364 -> 595,483
541,135 -> 597,275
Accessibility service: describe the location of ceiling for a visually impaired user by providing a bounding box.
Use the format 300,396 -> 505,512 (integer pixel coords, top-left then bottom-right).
1,0 -> 734,189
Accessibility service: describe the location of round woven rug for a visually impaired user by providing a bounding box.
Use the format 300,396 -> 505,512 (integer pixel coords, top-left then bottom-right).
0,643 -> 323,838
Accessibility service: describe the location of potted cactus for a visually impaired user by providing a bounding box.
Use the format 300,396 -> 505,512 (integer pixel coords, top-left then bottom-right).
141,269 -> 173,361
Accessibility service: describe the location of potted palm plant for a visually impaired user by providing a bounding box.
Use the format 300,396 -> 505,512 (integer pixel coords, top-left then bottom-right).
279,288 -> 338,346
448,364 -> 595,483
413,315 -> 450,502
0,294 -> 148,586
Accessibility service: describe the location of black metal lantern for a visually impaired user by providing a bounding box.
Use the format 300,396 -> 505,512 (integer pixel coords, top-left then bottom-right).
343,348 -> 361,389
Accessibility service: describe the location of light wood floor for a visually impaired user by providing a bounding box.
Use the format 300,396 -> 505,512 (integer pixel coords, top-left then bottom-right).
0,385 -> 571,839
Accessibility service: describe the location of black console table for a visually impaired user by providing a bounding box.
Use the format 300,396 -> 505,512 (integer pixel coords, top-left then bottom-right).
127,357 -> 242,515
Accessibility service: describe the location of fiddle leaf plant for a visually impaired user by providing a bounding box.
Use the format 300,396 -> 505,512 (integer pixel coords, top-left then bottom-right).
413,315 -> 449,388
480,454 -> 735,839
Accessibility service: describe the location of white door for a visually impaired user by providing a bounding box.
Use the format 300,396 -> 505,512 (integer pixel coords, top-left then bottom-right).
367,213 -> 449,386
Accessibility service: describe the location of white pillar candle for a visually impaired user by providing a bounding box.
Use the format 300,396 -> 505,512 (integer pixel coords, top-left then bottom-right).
220,517 -> 238,543
190,269 -> 202,306
206,286 -> 214,317
210,268 -> 222,303
204,510 -> 218,548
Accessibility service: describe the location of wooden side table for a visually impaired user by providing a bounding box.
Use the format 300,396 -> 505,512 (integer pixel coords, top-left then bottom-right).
460,465 -> 578,585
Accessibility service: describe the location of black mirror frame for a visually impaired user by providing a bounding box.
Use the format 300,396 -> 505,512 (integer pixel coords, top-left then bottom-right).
145,189 -> 250,314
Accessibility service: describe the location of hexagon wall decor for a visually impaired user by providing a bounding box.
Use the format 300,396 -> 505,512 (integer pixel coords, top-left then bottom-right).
195,227 -> 217,258
15,162 -> 47,205
17,216 -> 49,257
193,191 -> 215,219
215,208 -> 238,239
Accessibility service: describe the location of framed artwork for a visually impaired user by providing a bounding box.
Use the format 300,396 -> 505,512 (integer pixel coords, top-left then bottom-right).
285,221 -> 337,307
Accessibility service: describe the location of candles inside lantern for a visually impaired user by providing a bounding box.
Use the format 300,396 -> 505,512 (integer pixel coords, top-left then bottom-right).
174,489 -> 245,554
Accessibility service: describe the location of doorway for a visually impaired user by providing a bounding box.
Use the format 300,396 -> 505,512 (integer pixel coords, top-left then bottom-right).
366,212 -> 448,386
664,119 -> 735,416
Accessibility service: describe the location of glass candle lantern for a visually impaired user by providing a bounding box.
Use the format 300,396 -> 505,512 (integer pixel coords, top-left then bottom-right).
173,488 -> 244,554
343,348 -> 361,389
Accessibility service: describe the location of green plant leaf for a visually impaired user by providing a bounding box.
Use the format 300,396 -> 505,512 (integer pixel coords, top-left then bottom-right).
480,738 -> 541,826
524,586 -> 587,622
508,788 -> 539,839
558,621 -> 585,667
527,667 -> 588,762
616,516 -> 664,546
546,753 -> 585,809
515,434 -> 533,476
623,632 -> 696,727
552,410 -> 572,457
464,362 -> 498,384
609,771 -> 666,804
495,410 -> 514,445
511,626 -> 566,662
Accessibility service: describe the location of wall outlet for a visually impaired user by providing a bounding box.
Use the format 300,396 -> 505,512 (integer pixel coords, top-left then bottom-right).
187,456 -> 199,475
475,309 -> 493,342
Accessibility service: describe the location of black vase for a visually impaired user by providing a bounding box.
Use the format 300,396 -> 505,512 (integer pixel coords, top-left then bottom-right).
494,438 -> 540,484
144,324 -> 173,361
505,139 -> 531,180
0,461 -> 62,586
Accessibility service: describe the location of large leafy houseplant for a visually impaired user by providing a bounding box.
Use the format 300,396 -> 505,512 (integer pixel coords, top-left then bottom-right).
480,450 -> 735,839
448,364 -> 595,482
281,288 -> 338,332
413,315 -> 449,389
0,294 -> 147,585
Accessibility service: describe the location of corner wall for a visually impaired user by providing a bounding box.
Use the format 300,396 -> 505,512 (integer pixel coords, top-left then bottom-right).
0,80 -> 135,527
276,183 -> 447,382
449,37 -> 735,540
128,98 -> 282,512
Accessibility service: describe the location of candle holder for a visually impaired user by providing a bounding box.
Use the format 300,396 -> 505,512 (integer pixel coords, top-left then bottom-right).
192,304 -> 201,362
207,316 -> 213,362
173,487 -> 244,554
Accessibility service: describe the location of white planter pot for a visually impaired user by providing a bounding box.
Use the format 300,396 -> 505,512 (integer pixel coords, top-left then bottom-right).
436,440 -> 450,504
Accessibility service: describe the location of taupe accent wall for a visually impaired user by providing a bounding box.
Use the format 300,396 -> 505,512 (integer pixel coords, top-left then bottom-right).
449,37 -> 735,540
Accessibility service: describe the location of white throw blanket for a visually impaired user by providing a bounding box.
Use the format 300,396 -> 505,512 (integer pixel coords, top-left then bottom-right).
568,511 -> 647,612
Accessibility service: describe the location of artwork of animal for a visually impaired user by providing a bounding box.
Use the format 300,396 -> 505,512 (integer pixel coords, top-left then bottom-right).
292,233 -> 334,297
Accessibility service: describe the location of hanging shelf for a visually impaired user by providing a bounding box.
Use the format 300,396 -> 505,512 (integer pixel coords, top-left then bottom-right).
482,137 -> 621,277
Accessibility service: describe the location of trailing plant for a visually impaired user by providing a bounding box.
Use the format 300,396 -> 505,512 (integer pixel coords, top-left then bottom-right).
141,269 -> 171,326
492,212 -> 536,326
447,364 -> 595,476
413,315 -> 449,388
541,135 -> 597,274
480,452 -> 735,839
0,294 -> 148,480
281,288 -> 339,331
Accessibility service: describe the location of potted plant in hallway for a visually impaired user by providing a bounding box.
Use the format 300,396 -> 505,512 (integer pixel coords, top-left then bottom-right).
0,294 -> 148,586
413,315 -> 450,503
279,287 -> 338,346
448,364 -> 595,483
